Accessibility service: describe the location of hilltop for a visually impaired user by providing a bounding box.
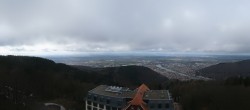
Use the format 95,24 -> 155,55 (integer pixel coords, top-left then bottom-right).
196,59 -> 250,79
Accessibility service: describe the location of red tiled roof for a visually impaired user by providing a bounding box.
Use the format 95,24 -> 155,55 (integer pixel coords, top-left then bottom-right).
122,84 -> 150,110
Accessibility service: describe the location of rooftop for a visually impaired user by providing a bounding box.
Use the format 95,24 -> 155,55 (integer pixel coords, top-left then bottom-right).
88,85 -> 171,100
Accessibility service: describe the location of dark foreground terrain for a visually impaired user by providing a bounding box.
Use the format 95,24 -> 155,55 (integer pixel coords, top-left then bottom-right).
0,55 -> 168,110
1,55 -> 250,110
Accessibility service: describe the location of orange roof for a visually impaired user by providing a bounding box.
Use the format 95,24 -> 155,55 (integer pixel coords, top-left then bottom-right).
130,84 -> 149,105
122,84 -> 150,110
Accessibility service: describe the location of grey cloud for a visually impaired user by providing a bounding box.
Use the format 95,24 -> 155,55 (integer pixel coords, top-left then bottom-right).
1,0 -> 250,55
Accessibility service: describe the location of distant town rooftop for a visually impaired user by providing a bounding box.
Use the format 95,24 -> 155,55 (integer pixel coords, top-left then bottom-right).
88,85 -> 171,100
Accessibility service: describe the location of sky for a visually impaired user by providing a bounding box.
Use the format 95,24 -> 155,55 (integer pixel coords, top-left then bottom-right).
1,0 -> 250,56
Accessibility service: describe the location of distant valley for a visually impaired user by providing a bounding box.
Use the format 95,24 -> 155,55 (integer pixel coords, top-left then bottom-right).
49,55 -> 250,80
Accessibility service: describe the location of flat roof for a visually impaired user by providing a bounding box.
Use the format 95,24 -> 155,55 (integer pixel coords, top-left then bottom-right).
88,85 -> 171,100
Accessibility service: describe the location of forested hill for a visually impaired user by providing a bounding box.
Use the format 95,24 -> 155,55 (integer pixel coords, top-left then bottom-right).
0,55 -> 168,110
196,59 -> 250,79
0,55 -> 96,109
89,65 -> 168,88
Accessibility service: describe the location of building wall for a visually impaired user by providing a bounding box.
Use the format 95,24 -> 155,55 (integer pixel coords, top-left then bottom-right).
86,93 -> 127,110
85,93 -> 174,110
147,100 -> 174,110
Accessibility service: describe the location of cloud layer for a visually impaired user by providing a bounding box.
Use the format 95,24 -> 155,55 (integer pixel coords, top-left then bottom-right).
1,0 -> 250,55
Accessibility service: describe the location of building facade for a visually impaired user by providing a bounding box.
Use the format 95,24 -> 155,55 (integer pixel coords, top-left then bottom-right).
85,84 -> 174,110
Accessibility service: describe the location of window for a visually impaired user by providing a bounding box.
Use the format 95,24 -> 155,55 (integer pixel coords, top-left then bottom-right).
158,104 -> 162,109
87,101 -> 91,105
99,104 -> 104,108
93,102 -> 97,107
117,101 -> 122,106
87,106 -> 92,110
112,107 -> 117,110
165,103 -> 169,108
94,96 -> 97,101
106,99 -> 110,104
143,100 -> 149,103
125,98 -> 132,102
93,108 -> 97,110
100,98 -> 105,102
150,104 -> 155,108
106,106 -> 111,110
131,106 -> 135,110
87,95 -> 92,99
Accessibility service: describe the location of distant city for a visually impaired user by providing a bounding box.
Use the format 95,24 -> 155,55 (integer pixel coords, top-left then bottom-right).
48,55 -> 250,80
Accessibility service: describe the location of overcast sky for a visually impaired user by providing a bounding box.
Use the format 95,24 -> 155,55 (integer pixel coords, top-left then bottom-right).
1,0 -> 250,55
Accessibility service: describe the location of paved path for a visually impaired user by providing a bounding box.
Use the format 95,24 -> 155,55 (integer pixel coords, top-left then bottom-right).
44,103 -> 66,110
174,102 -> 182,110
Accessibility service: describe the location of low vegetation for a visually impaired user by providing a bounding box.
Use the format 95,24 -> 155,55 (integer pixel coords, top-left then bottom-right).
169,77 -> 250,110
